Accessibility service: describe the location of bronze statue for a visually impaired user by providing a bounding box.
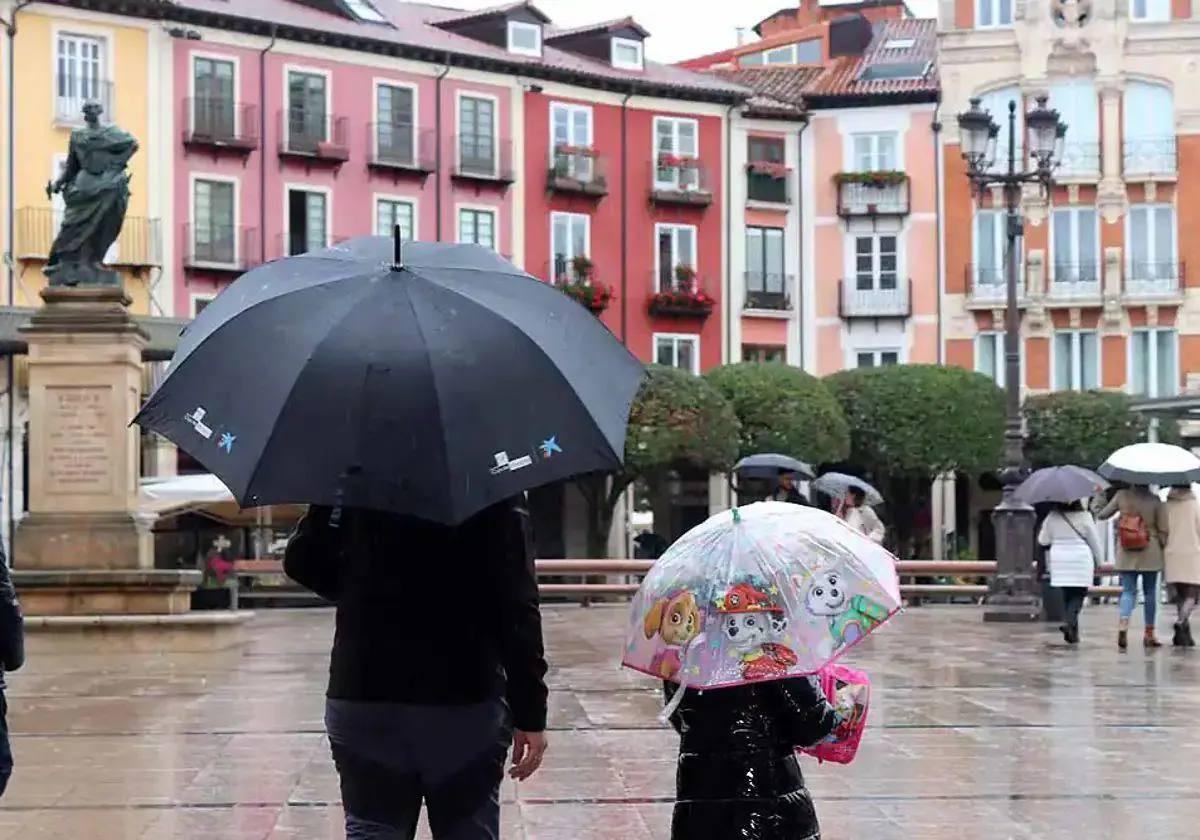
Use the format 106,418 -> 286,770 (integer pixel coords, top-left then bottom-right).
44,100 -> 139,288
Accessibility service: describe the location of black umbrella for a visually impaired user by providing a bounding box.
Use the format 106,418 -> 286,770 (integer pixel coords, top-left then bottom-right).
1013,465 -> 1108,505
733,453 -> 815,480
134,236 -> 644,524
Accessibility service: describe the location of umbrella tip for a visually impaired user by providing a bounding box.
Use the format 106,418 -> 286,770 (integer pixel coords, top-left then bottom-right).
732,507 -> 741,524
392,224 -> 403,270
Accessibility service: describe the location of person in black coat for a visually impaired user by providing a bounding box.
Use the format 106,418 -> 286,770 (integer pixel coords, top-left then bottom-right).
664,678 -> 841,840
0,543 -> 25,799
284,496 -> 547,840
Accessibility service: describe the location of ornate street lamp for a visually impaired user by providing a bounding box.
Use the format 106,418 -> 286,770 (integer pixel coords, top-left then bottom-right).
956,94 -> 1067,622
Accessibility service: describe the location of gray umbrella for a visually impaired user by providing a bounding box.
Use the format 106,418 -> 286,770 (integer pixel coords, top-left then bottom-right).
1013,465 -> 1108,505
813,473 -> 883,506
733,453 -> 815,480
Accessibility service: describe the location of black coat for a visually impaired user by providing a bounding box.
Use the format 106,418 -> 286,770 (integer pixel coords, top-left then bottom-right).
0,544 -> 24,690
284,497 -> 548,732
665,678 -> 839,840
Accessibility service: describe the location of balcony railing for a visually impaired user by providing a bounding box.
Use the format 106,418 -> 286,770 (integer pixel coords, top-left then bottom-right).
183,224 -> 261,272
548,147 -> 607,196
744,273 -> 792,311
1123,138 -> 1177,178
746,163 -> 790,204
1125,261 -> 1185,299
452,135 -> 515,184
16,207 -> 161,267
279,109 -> 350,162
650,158 -> 713,207
182,98 -> 258,151
54,75 -> 113,125
368,125 -> 435,174
1055,141 -> 1101,178
839,278 -> 911,319
965,265 -> 1024,307
648,270 -> 714,318
1048,263 -> 1102,301
835,173 -> 909,217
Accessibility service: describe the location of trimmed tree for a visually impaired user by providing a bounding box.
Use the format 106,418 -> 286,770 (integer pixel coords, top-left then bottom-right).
1024,390 -> 1179,469
574,365 -> 741,557
704,362 -> 851,465
826,365 -> 1006,555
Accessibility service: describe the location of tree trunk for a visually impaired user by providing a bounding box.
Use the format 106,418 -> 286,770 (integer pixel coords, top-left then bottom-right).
576,473 -> 627,559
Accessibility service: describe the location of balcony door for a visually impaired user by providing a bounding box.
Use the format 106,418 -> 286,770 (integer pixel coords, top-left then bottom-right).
194,178 -> 236,264
654,117 -> 699,190
193,57 -> 235,140
1127,203 -> 1176,288
287,189 -> 327,255
854,234 -> 897,291
1051,207 -> 1099,289
459,96 -> 497,176
56,34 -> 105,122
746,227 -> 785,306
287,71 -> 328,152
656,224 -> 696,292
376,84 -> 415,165
550,103 -> 592,181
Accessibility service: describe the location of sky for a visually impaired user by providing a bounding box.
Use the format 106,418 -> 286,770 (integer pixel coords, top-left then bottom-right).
445,0 -> 940,63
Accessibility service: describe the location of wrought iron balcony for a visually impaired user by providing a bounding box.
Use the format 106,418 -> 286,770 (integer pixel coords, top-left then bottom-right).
839,278 -> 911,319
1047,263 -> 1102,302
279,109 -> 350,162
650,158 -> 713,207
183,224 -> 261,272
1125,261 -> 1185,300
368,125 -> 435,174
964,265 -> 1026,309
15,207 -> 161,268
548,147 -> 607,196
743,273 -> 793,311
452,135 -> 515,184
1123,138 -> 1177,178
1055,141 -> 1102,178
835,172 -> 909,217
182,98 -> 258,152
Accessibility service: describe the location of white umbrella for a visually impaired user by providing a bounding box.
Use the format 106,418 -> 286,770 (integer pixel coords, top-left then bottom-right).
139,473 -> 234,514
1099,443 -> 1200,487
813,473 -> 883,506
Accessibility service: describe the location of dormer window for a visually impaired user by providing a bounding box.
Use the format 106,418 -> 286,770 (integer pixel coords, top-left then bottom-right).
508,20 -> 543,56
612,37 -> 644,70
343,0 -> 386,23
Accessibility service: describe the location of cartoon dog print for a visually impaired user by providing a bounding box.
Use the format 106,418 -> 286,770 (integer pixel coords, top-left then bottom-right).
717,583 -> 798,682
804,570 -> 889,648
643,590 -> 701,680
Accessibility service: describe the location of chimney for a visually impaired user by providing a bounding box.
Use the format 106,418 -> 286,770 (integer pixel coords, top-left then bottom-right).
828,14 -> 874,58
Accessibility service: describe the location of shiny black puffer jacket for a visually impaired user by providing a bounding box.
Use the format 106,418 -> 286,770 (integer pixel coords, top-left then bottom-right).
665,678 -> 839,840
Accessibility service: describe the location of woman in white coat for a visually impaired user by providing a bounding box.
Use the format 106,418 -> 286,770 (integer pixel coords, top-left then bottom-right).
1163,485 -> 1200,647
1038,500 -> 1102,645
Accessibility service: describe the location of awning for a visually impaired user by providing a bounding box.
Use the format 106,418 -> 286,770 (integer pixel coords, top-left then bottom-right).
0,306 -> 189,362
1130,395 -> 1200,421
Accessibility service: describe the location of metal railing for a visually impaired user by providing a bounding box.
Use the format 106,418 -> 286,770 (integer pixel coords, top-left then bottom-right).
369,124 -> 435,172
453,135 -> 515,182
744,272 -> 792,311
964,264 -> 1026,306
1125,260 -> 1184,298
279,109 -> 350,160
1048,263 -> 1102,300
54,75 -> 113,124
650,159 -> 714,205
836,175 -> 909,216
1055,141 -> 1101,177
548,147 -> 607,194
15,207 -> 161,266
1123,137 -> 1177,178
839,278 -> 911,318
183,223 -> 261,272
747,167 -> 789,203
183,98 -> 258,149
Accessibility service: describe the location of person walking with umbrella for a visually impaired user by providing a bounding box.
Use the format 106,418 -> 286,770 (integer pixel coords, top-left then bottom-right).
1163,484 -> 1200,647
1036,499 -> 1102,645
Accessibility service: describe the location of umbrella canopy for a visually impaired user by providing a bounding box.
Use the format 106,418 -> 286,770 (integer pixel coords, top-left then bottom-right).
813,473 -> 883,506
1099,443 -> 1200,487
134,237 -> 645,524
622,502 -> 900,691
1013,465 -> 1107,506
734,453 -> 815,480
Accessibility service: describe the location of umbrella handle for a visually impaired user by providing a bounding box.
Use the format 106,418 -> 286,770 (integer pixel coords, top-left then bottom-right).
659,632 -> 706,723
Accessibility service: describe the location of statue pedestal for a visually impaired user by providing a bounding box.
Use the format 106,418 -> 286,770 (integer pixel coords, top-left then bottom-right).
13,287 -> 208,623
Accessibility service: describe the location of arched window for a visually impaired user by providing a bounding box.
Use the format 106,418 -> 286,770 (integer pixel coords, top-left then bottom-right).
1123,81 -> 1175,176
975,85 -> 1022,165
1048,79 -> 1099,175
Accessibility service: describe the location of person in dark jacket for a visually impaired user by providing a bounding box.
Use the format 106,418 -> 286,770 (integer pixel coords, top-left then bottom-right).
284,496 -> 548,840
0,543 -> 25,799
770,470 -> 810,506
664,678 -> 841,840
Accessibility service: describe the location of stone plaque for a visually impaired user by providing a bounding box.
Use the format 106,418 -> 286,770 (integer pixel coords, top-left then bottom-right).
45,386 -> 112,494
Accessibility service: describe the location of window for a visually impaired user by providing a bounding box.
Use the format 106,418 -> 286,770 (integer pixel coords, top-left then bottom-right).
1127,204 -> 1176,286
1124,82 -> 1175,175
974,209 -> 1006,292
376,198 -> 414,241
193,178 -> 236,264
612,37 -> 644,70
976,332 -> 1021,387
854,235 -> 898,291
376,84 -> 415,165
856,350 -> 899,368
654,116 -> 700,190
1053,331 -> 1100,391
1130,328 -> 1178,397
765,45 -> 794,65
851,133 -> 897,172
656,224 -> 697,292
747,137 -> 787,203
1051,208 -> 1100,288
56,34 -> 105,122
655,334 -> 699,375
287,71 -> 328,153
977,86 -> 1021,163
551,212 -> 589,280
1131,0 -> 1170,21
550,103 -> 593,181
746,227 -> 786,307
976,0 -> 1014,28
507,20 -> 542,56
1048,80 -> 1099,175
741,51 -> 765,67
884,38 -> 916,50
744,345 -> 785,364
287,189 -> 327,255
192,296 -> 215,316
344,0 -> 387,22
459,95 -> 497,176
193,57 -> 235,139
458,208 -> 496,250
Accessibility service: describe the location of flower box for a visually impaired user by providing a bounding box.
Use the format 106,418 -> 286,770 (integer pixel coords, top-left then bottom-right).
747,160 -> 790,179
833,170 -> 908,188
648,287 -> 715,318
554,277 -> 612,314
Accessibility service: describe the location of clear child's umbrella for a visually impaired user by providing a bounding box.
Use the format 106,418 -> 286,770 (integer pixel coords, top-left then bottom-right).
623,502 -> 901,692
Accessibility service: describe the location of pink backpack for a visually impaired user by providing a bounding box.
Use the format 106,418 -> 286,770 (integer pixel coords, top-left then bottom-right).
798,663 -> 870,765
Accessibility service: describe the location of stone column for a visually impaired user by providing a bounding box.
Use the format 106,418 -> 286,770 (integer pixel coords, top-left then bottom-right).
1097,79 -> 1127,217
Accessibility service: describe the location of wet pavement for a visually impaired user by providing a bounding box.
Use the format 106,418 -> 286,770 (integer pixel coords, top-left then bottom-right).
5,604 -> 1200,838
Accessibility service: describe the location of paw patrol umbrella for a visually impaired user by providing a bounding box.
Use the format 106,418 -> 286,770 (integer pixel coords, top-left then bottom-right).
622,502 -> 900,695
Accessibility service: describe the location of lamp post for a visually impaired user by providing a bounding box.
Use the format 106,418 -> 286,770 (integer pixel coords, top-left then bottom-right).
956,96 -> 1066,622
